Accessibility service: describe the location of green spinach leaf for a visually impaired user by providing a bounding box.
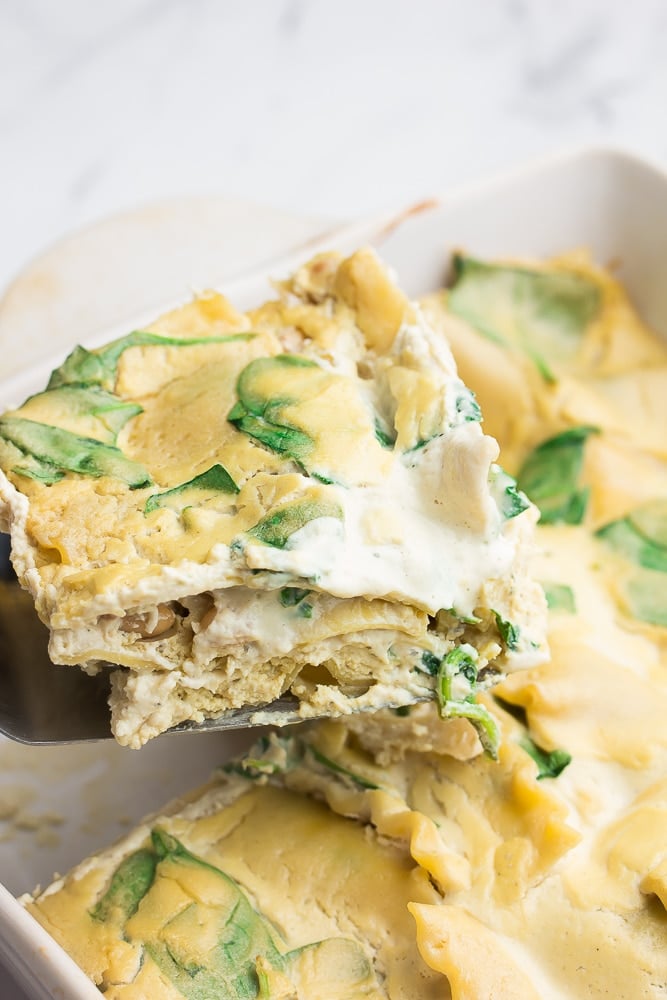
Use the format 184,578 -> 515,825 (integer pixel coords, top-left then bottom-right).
520,736 -> 572,779
542,582 -> 576,614
448,255 -> 600,381
517,426 -> 598,525
488,465 -> 530,520
144,463 -> 239,514
48,331 -> 256,392
246,497 -> 343,549
0,416 -> 152,488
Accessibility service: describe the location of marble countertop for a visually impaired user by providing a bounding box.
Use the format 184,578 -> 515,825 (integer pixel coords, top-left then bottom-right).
2,0 -> 667,296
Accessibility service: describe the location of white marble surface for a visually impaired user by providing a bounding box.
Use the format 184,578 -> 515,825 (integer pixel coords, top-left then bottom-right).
2,0 -> 667,296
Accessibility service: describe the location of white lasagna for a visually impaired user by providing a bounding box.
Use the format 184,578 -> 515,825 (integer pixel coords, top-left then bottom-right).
0,249 -> 545,746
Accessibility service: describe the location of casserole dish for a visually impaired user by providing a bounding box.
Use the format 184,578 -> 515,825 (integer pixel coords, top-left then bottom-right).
1,146 -> 666,999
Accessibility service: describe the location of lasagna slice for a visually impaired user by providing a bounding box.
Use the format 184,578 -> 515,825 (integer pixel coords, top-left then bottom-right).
0,249 -> 546,747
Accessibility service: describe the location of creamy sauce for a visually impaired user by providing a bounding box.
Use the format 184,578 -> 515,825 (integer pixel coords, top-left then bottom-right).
240,432 -> 511,615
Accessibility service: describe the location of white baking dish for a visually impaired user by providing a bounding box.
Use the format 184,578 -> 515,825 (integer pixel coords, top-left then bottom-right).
1,146 -> 666,1000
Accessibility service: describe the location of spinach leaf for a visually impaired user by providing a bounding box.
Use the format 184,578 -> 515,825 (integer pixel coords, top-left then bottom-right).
146,828 -> 286,996
0,416 -> 152,488
493,695 -> 528,726
21,385 -> 142,444
48,331 -> 256,392
374,420 -> 396,448
144,463 -> 239,514
448,254 -> 600,381
221,733 -> 299,781
493,611 -> 521,651
542,582 -> 576,613
596,500 -> 667,573
308,746 -> 380,790
451,609 -> 483,625
420,650 -> 442,676
278,587 -> 314,617
228,355 -> 318,468
246,496 -> 343,549
445,700 -> 501,760
495,700 -> 571,777
520,736 -> 572,779
488,464 -> 530,520
597,500 -> 667,626
624,574 -> 667,628
224,732 -> 380,791
454,386 -> 482,423
90,847 -> 157,923
228,408 -> 314,464
235,354 -> 317,413
517,426 -> 598,525
283,937 -> 376,995
436,647 -> 500,759
437,647 -> 478,702
279,587 -> 311,607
